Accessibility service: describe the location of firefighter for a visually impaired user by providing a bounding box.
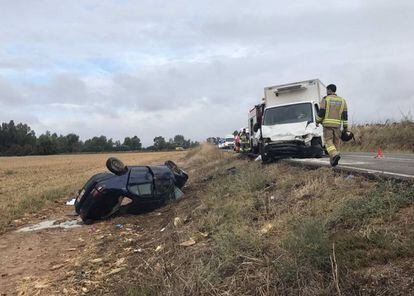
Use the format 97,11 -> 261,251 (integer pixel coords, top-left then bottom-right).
240,128 -> 249,153
316,84 -> 348,167
234,132 -> 241,152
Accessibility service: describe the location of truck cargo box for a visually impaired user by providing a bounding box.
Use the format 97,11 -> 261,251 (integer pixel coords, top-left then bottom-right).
264,79 -> 326,107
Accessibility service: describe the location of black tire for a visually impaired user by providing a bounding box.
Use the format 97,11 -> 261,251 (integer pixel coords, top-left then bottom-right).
165,160 -> 188,189
165,160 -> 180,174
260,143 -> 271,164
310,137 -> 324,158
106,157 -> 128,175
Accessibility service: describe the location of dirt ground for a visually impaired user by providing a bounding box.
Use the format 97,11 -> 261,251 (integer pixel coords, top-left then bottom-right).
0,193 -> 193,295
0,151 -> 188,295
0,151 -> 186,232
1,147 -> 413,295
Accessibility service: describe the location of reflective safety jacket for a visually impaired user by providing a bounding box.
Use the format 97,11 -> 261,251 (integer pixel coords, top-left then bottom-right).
316,94 -> 348,128
240,133 -> 249,144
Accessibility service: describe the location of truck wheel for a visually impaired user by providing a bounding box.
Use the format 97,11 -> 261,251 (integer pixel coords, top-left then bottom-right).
310,138 -> 324,158
260,144 -> 271,163
106,157 -> 128,175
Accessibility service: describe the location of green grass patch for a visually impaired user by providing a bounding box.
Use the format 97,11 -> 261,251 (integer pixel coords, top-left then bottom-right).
332,182 -> 414,227
275,218 -> 331,282
334,228 -> 414,269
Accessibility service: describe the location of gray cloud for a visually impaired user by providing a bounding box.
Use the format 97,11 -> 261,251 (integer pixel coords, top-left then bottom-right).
0,0 -> 413,145
0,77 -> 26,105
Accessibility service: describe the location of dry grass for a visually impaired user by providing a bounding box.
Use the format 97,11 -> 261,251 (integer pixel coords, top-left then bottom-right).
2,144 -> 413,295
0,151 -> 186,232
110,144 -> 414,296
344,119 -> 414,153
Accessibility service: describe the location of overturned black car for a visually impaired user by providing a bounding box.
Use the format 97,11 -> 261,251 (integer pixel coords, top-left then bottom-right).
74,158 -> 188,224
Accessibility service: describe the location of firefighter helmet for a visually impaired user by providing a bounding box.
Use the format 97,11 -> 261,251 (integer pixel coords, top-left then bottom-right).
341,130 -> 354,142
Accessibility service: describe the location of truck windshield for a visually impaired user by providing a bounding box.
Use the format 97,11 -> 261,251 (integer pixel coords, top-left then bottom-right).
263,103 -> 313,125
226,138 -> 234,142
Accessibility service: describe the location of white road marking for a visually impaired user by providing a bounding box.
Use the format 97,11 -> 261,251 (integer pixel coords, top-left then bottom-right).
339,165 -> 414,179
287,158 -> 414,179
343,154 -> 414,162
291,158 -> 367,166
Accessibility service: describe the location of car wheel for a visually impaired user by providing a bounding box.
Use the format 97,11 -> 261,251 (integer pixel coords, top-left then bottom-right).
165,160 -> 188,188
164,160 -> 180,174
106,157 -> 128,175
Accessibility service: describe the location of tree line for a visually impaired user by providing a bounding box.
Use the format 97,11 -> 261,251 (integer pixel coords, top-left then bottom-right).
0,120 -> 199,156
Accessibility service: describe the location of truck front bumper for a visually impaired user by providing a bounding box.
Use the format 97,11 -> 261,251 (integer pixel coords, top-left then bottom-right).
263,141 -> 319,159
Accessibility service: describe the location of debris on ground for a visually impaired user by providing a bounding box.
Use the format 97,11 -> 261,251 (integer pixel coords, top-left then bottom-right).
173,217 -> 182,227
107,268 -> 123,276
202,175 -> 214,182
259,223 -> 273,235
179,238 -> 196,247
65,198 -> 76,206
226,167 -> 237,175
346,174 -> 355,180
16,220 -> 82,232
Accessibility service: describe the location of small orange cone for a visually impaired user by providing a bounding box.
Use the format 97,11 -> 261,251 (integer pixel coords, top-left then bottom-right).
374,147 -> 384,159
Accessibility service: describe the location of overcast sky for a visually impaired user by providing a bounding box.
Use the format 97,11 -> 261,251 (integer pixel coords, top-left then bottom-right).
1,0 -> 413,145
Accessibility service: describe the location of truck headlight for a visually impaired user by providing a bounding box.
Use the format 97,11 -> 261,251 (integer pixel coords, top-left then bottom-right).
296,134 -> 313,144
303,134 -> 313,144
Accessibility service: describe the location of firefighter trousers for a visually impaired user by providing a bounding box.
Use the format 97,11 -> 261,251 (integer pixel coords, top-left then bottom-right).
324,127 -> 341,158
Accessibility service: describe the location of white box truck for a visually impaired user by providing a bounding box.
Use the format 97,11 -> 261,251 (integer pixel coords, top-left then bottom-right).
253,79 -> 326,162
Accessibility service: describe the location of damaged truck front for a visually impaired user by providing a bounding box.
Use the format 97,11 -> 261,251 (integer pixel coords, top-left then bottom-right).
257,79 -> 326,162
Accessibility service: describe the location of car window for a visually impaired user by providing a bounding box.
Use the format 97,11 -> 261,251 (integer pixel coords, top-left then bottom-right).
129,167 -> 152,184
128,183 -> 153,196
154,179 -> 174,195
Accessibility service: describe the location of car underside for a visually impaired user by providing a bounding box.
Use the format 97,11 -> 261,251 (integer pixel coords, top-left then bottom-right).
74,158 -> 188,224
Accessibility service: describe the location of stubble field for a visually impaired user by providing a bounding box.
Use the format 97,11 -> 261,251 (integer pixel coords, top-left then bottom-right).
0,145 -> 413,294
0,151 -> 186,233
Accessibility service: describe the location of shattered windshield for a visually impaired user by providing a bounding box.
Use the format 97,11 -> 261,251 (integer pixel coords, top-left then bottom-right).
263,103 -> 313,125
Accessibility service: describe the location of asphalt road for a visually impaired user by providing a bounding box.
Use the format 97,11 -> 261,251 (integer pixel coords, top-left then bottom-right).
284,152 -> 414,180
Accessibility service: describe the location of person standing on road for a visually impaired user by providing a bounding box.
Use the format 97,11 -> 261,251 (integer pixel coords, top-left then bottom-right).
316,84 -> 348,167
234,131 -> 241,152
240,128 -> 249,153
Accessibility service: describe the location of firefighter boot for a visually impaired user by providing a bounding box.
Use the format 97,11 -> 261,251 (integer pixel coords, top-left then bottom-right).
330,154 -> 341,167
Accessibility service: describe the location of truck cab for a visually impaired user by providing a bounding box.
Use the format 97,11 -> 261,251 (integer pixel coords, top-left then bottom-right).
259,79 -> 326,161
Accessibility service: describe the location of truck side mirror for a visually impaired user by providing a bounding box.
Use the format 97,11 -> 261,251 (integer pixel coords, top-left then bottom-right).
253,122 -> 261,133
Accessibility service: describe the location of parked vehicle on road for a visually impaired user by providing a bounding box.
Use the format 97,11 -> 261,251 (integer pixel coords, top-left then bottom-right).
253,79 -> 326,162
217,138 -> 224,149
222,135 -> 235,149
